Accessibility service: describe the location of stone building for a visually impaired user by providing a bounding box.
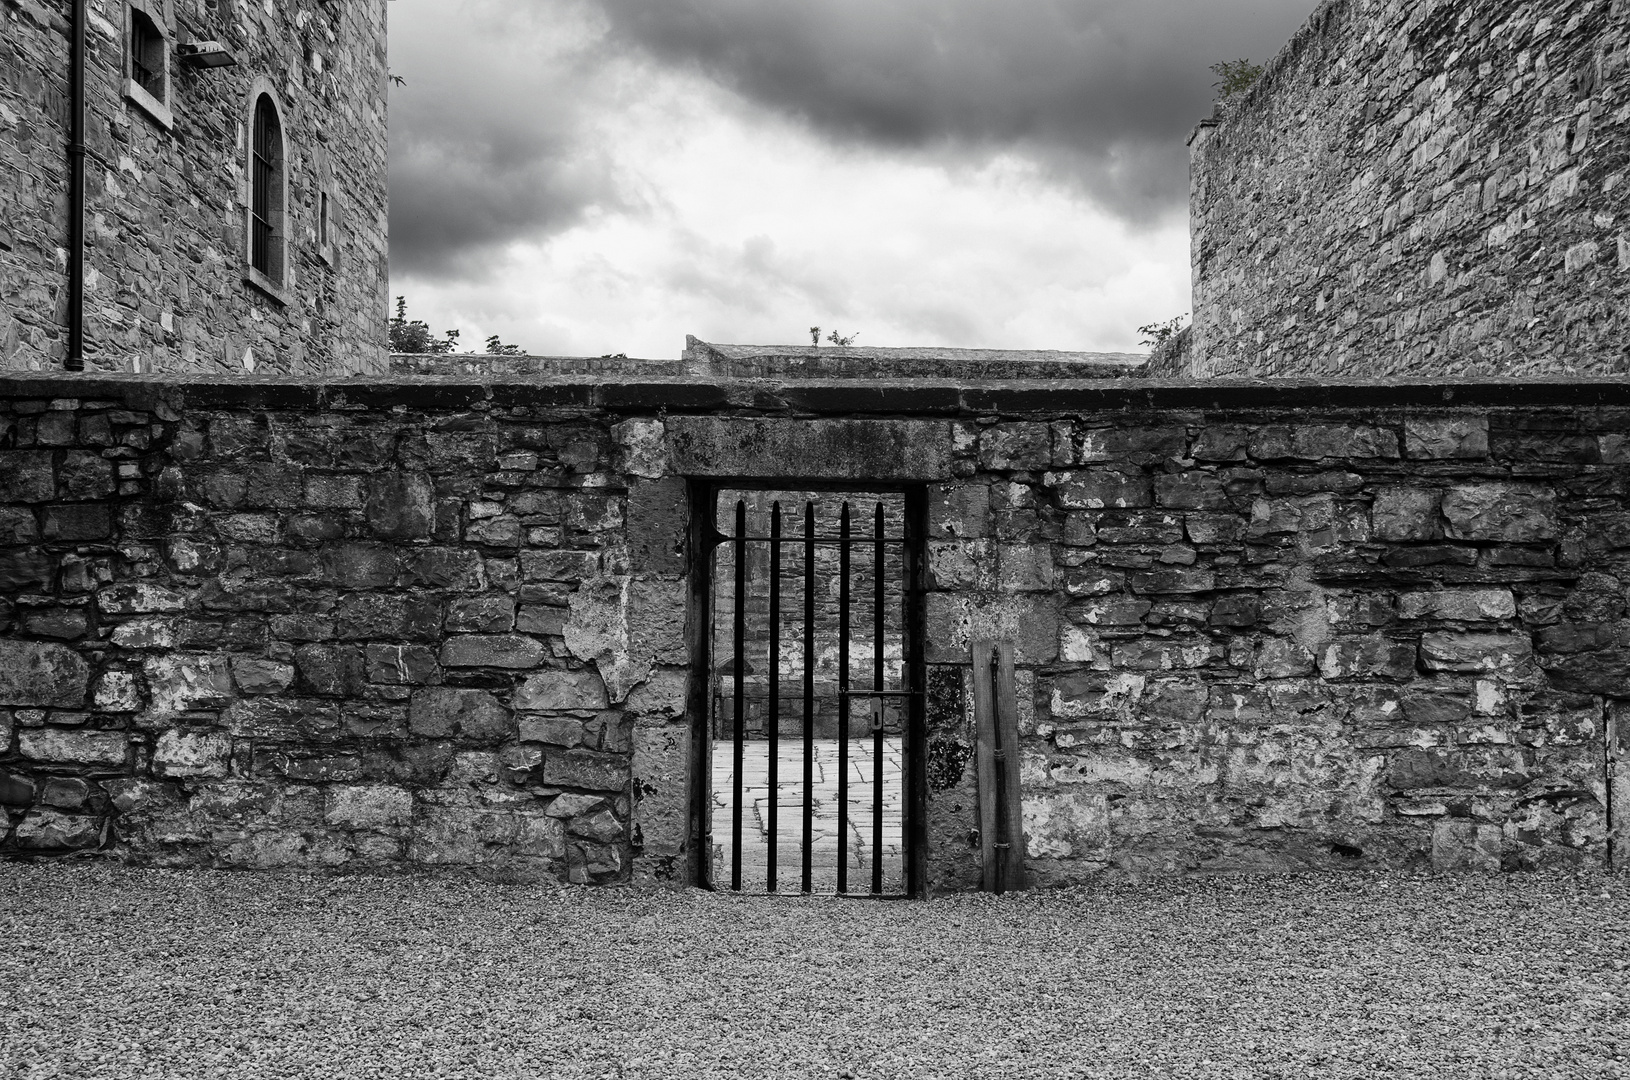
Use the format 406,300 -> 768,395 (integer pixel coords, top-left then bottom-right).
1184,0 -> 1630,378
0,0 -> 390,376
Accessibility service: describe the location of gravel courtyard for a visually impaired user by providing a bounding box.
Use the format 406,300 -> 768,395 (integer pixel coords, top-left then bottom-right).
0,863 -> 1625,1080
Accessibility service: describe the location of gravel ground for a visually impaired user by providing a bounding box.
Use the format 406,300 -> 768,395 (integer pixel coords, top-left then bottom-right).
0,862 -> 1626,1080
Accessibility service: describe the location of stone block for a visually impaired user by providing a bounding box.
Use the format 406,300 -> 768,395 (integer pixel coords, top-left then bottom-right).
1442,484 -> 1557,542
294,644 -> 367,697
439,634 -> 545,669
979,424 -> 1052,470
153,729 -> 232,778
1320,636 -> 1416,680
613,418 -> 667,479
667,417 -> 953,481
303,474 -> 366,509
1052,470 -> 1153,509
1074,598 -> 1152,626
1419,632 -> 1532,673
57,450 -> 115,500
41,503 -> 110,541
335,593 -> 443,641
1255,638 -> 1316,678
467,516 -> 523,547
1397,589 -> 1516,622
995,544 -> 1054,592
92,671 -> 143,712
624,668 -> 689,722
1048,671 -> 1145,721
1405,417 -> 1489,459
230,658 -> 295,696
1371,487 -> 1442,542
13,809 -> 100,849
322,544 -> 401,589
1140,679 -> 1207,722
1128,568 -> 1216,594
409,687 -> 512,743
928,482 -> 990,539
18,728 -> 127,766
144,655 -> 234,715
0,641 -> 91,707
325,784 -> 413,829
513,669 -> 610,711
1431,818 -> 1502,871
1155,472 -> 1229,510
0,508 -> 39,545
37,777 -> 93,811
96,582 -> 187,615
521,715 -> 584,746
627,476 -> 688,575
1189,426 -> 1250,462
0,451 -> 54,502
404,548 -> 486,590
409,806 -> 565,864
567,808 -> 624,844
0,548 -> 51,591
445,595 -> 517,633
520,549 -> 599,583
1542,650 -> 1630,696
224,699 -> 342,742
1022,792 -> 1109,859
365,645 -> 441,685
542,749 -> 628,792
517,605 -> 568,636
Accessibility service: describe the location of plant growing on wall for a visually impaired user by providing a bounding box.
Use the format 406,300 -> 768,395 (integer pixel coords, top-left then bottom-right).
809,325 -> 859,346
485,335 -> 525,356
388,296 -> 461,354
1211,59 -> 1264,100
1138,314 -> 1189,349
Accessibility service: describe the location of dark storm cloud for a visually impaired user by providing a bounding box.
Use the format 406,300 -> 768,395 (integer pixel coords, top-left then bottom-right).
387,1 -> 627,278
389,0 -> 1313,281
595,0 -> 1314,218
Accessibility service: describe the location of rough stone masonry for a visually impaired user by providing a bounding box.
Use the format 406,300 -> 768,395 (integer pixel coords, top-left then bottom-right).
1,372 -> 1628,886
1186,0 -> 1630,379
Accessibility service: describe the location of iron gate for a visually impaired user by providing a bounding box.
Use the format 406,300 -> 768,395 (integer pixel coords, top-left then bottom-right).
694,485 -> 927,897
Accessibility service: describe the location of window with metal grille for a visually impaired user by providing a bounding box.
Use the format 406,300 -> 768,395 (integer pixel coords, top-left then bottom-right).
129,8 -> 165,99
251,94 -> 284,284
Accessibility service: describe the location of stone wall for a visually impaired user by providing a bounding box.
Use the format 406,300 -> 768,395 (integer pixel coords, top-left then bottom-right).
0,0 -> 390,375
2,372 -> 1629,887
1188,0 -> 1630,378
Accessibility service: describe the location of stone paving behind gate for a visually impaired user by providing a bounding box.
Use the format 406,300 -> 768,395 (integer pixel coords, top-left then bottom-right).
711,739 -> 904,893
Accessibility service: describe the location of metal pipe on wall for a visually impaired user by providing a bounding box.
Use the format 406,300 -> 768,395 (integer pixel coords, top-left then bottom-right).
66,0 -> 87,371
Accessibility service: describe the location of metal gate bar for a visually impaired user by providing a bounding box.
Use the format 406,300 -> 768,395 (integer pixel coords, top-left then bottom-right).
802,502 -> 815,893
731,500 -> 746,893
872,502 -> 885,895
837,502 -> 851,895
767,504 -> 781,892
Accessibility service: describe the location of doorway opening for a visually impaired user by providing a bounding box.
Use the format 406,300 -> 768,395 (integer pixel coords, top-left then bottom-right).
695,484 -> 927,896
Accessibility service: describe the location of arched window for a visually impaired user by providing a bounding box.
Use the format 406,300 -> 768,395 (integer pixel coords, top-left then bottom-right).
249,93 -> 285,288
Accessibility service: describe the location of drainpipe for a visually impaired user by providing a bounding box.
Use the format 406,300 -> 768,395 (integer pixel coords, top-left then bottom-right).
66,0 -> 87,371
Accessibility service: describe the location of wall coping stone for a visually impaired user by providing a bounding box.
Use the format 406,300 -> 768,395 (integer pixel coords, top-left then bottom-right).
6,373 -> 1630,417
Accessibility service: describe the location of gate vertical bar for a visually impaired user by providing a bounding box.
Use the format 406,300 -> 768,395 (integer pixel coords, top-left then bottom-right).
731,500 -> 747,892
903,486 -> 929,898
872,501 -> 885,895
802,502 -> 815,893
767,503 -> 781,892
837,502 -> 851,894
687,483 -> 717,889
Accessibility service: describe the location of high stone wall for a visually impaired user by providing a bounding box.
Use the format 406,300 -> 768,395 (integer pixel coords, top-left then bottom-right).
1188,0 -> 1630,378
2,372 -> 1630,886
0,0 -> 391,376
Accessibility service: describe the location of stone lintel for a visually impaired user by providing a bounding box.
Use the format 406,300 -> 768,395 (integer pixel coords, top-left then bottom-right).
665,417 -> 954,481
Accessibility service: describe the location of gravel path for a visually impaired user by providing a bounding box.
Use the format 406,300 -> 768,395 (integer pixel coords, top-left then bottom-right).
0,862 -> 1626,1079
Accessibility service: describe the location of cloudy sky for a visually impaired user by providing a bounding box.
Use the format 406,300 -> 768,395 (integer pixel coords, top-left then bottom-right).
387,0 -> 1314,359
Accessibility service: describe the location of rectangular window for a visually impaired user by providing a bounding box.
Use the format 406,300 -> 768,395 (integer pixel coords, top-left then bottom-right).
319,192 -> 330,248
129,10 -> 164,98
